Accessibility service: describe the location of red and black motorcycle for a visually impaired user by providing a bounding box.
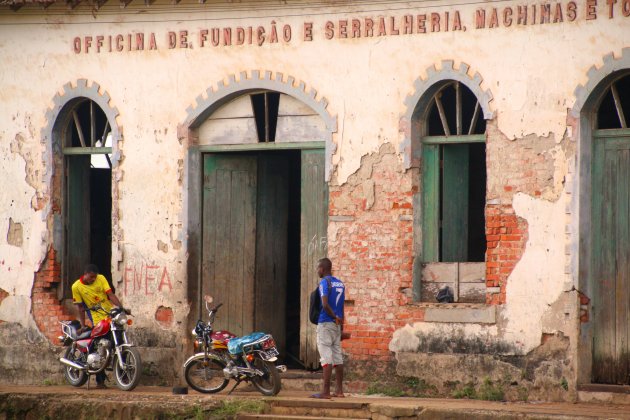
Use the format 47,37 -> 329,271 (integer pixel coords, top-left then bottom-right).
58,305 -> 141,391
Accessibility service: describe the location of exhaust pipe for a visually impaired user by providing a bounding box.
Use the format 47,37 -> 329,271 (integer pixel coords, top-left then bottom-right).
60,357 -> 86,371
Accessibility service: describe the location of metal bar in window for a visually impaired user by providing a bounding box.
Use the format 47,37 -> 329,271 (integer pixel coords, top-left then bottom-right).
435,93 -> 451,136
105,154 -> 112,169
63,147 -> 113,155
423,134 -> 486,144
611,83 -> 627,129
456,82 -> 462,135
90,101 -> 95,147
101,120 -> 110,146
468,101 -> 480,135
72,110 -> 86,147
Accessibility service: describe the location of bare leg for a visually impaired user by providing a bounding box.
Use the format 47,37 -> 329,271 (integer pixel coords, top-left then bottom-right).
321,364 -> 333,397
333,365 -> 344,397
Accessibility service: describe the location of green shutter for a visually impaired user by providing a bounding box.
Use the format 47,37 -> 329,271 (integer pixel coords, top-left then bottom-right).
422,145 -> 440,262
442,144 -> 470,262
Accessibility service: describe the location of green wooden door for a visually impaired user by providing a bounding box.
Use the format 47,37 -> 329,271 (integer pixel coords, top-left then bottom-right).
300,149 -> 329,369
64,155 -> 91,287
255,155 -> 289,356
202,154 -> 257,337
442,144 -> 470,261
592,135 -> 630,385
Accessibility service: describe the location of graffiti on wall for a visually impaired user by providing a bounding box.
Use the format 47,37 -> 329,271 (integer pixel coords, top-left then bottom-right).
123,263 -> 173,296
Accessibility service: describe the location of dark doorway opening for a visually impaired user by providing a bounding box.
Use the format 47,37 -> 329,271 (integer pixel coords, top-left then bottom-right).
90,168 -> 112,289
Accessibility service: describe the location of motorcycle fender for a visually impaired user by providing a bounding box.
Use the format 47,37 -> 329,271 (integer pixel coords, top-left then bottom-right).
183,352 -> 223,369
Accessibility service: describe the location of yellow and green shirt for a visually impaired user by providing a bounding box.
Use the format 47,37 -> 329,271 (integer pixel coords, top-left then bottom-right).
71,274 -> 115,325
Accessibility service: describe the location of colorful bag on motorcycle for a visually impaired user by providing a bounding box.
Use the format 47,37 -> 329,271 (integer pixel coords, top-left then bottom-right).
227,332 -> 267,355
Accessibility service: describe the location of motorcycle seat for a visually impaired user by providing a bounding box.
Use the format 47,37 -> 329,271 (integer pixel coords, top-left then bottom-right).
68,325 -> 92,340
227,332 -> 267,355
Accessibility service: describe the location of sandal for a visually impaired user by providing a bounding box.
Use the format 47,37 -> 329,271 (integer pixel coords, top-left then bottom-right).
309,393 -> 331,399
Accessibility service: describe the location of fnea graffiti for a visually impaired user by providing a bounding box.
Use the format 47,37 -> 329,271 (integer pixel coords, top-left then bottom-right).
123,263 -> 173,296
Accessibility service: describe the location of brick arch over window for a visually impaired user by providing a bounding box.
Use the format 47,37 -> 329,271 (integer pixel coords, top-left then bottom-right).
183,70 -> 337,180
399,60 -> 495,169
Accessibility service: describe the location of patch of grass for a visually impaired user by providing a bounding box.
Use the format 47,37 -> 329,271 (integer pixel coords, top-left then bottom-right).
478,377 -> 505,401
42,379 -> 55,386
365,382 -> 406,397
560,377 -> 568,391
452,383 -> 477,399
517,386 -> 529,402
209,399 -> 265,419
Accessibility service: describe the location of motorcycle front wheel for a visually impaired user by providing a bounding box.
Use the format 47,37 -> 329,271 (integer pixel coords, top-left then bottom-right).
62,347 -> 88,387
184,357 -> 229,393
251,359 -> 281,396
113,347 -> 142,391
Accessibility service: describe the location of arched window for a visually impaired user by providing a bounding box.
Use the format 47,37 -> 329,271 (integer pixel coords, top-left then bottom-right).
422,81 -> 487,264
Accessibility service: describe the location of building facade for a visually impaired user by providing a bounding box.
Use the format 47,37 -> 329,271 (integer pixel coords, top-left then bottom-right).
0,0 -> 629,400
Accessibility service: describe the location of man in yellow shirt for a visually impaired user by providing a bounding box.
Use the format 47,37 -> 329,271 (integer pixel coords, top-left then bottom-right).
71,263 -> 124,388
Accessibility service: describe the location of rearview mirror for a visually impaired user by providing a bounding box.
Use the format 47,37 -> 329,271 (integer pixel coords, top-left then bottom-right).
203,295 -> 213,304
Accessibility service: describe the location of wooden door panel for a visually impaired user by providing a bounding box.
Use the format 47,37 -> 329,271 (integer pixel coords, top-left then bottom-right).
65,155 -> 91,287
442,144 -> 470,261
300,149 -> 328,369
255,155 -> 289,355
592,138 -> 630,385
202,155 -> 257,337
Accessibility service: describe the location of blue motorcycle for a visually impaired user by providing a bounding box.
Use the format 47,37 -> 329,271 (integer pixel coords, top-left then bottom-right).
183,295 -> 285,396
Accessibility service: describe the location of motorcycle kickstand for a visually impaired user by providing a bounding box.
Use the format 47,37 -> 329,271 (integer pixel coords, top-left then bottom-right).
227,379 -> 241,395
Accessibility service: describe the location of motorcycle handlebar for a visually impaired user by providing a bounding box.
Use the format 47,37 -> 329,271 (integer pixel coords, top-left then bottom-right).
212,303 -> 223,312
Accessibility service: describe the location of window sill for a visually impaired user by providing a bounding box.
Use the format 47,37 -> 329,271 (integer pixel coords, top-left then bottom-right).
408,302 -> 497,324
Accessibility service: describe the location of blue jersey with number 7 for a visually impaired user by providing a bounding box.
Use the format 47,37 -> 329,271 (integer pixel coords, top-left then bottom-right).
318,276 -> 345,323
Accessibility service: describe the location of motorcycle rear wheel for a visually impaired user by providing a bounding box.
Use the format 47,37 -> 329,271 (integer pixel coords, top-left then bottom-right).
251,359 -> 281,396
113,347 -> 142,391
184,357 -> 229,394
62,347 -> 88,387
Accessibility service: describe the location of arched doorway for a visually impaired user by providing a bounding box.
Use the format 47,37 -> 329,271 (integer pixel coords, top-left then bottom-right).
588,73 -> 630,385
52,96 -> 114,293
185,74 -> 336,369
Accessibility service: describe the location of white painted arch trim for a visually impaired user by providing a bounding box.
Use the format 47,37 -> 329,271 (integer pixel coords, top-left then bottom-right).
399,60 -> 495,169
184,70 -> 338,181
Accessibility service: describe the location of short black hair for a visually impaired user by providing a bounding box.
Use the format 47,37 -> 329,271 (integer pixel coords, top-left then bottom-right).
84,264 -> 99,274
318,258 -> 332,271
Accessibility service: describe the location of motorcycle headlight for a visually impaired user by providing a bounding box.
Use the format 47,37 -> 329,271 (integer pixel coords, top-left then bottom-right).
191,328 -> 197,337
115,313 -> 128,326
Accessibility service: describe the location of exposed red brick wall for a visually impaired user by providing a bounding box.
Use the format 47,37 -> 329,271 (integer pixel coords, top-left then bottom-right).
32,247 -> 74,344
329,146 -> 425,361
485,204 -> 528,305
155,306 -> 174,327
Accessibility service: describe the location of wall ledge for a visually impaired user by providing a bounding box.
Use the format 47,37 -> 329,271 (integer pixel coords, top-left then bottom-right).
409,303 -> 497,324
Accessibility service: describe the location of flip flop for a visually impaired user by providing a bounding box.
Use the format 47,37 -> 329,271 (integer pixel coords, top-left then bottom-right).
310,393 -> 331,399
331,393 -> 345,398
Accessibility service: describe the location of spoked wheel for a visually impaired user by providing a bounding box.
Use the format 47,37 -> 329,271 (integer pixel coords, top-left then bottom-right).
62,347 -> 88,387
113,347 -> 142,391
184,357 -> 229,394
251,359 -> 281,396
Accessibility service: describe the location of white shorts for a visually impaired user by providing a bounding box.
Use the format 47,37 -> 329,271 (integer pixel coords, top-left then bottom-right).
317,322 -> 343,366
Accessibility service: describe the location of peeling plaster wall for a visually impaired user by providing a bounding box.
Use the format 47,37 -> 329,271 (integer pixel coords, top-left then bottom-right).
0,0 -> 627,388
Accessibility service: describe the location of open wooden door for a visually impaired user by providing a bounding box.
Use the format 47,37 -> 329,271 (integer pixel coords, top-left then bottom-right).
202,154 -> 257,337
591,136 -> 630,385
64,155 -> 91,287
300,149 -> 329,369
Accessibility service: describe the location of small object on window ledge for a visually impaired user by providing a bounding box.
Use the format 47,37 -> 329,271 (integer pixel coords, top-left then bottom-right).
436,286 -> 454,303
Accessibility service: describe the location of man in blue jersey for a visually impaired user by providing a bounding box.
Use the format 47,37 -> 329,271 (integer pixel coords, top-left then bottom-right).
311,257 -> 345,399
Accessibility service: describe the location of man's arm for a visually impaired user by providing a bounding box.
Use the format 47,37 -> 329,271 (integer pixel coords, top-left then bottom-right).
75,304 -> 88,328
106,290 -> 123,308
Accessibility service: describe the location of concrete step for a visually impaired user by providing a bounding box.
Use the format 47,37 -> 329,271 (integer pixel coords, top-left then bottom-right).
268,399 -> 371,419
239,415 -> 369,420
